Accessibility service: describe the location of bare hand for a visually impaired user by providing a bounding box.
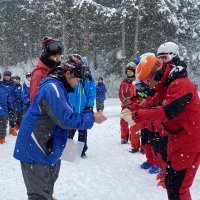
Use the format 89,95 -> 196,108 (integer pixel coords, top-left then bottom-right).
94,112 -> 107,124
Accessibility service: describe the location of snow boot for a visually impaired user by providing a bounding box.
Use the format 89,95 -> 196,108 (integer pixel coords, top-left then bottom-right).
121,140 -> 128,144
140,149 -> 145,154
9,127 -> 17,136
148,166 -> 162,174
129,148 -> 139,153
0,137 -> 6,144
81,152 -> 87,158
140,162 -> 152,170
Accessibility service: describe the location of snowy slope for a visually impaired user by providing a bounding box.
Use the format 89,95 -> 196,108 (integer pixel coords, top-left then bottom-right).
0,98 -> 200,200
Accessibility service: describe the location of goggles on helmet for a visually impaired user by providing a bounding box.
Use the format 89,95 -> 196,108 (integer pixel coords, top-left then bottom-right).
134,81 -> 148,92
62,63 -> 90,79
157,52 -> 175,63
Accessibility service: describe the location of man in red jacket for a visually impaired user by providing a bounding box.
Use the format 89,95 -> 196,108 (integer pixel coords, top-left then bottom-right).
30,37 -> 62,102
122,42 -> 200,200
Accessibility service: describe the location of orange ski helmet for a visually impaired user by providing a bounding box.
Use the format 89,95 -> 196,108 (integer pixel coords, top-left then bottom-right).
136,56 -> 163,82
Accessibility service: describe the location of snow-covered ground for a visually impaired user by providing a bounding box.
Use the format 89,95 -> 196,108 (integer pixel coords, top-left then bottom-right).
0,98 -> 200,200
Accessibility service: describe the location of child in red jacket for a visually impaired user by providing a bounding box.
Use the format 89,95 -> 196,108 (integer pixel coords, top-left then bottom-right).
118,62 -> 141,153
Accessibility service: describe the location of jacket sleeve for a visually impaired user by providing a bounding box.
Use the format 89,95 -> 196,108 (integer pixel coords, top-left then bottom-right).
22,84 -> 30,105
85,79 -> 96,108
41,83 -> 95,130
133,80 -> 193,123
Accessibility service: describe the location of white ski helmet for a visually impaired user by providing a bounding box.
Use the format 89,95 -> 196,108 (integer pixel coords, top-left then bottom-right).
157,42 -> 179,63
140,52 -> 155,59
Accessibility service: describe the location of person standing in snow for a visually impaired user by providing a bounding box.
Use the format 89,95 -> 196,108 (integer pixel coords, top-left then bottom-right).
22,72 -> 31,113
13,56 -> 107,200
68,56 -> 96,158
2,70 -> 17,136
121,42 -> 200,200
118,62 -> 141,153
30,36 -> 62,103
96,77 -> 107,112
0,73 -> 14,144
13,76 -> 23,130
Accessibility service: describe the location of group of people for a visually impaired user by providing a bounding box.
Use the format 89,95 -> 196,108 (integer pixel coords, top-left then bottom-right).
2,35 -> 198,200
120,42 -> 200,200
0,71 -> 31,144
10,36 -> 108,200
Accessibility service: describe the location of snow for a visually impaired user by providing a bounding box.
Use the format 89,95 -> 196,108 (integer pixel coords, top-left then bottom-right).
1,98 -> 200,200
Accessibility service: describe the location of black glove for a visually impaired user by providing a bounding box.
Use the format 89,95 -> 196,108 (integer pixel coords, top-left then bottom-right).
84,106 -> 93,111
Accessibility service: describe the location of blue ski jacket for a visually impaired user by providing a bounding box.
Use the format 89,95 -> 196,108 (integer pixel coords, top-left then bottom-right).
96,83 -> 107,100
13,77 -> 95,166
0,82 -> 13,116
22,81 -> 30,111
68,78 -> 96,113
15,83 -> 23,111
2,79 -> 16,107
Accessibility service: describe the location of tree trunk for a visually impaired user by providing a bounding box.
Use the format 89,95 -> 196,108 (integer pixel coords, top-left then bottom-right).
83,14 -> 89,56
121,17 -> 126,78
133,8 -> 139,60
72,16 -> 78,52
62,12 -> 68,58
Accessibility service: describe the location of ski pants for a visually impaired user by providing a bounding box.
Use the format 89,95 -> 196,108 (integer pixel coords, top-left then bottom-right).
16,110 -> 24,126
0,115 -> 7,137
8,108 -> 16,128
165,152 -> 200,200
120,118 -> 129,141
20,160 -> 61,200
68,129 -> 88,154
141,129 -> 163,167
130,126 -> 140,150
96,99 -> 105,111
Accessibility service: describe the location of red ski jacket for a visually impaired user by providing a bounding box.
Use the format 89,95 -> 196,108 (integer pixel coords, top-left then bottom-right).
118,79 -> 136,109
132,64 -> 200,155
30,59 -> 50,102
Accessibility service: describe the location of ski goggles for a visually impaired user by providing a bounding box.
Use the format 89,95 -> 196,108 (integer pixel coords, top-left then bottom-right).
134,81 -> 148,92
157,53 -> 175,63
62,63 -> 90,79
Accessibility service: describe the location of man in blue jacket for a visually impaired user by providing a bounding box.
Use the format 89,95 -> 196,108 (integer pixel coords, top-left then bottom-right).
96,77 -> 107,112
13,54 -> 106,200
0,73 -> 14,144
13,76 -> 24,130
2,71 -> 17,135
68,69 -> 96,158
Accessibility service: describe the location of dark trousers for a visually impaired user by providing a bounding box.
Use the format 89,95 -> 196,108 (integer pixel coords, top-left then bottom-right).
8,108 -> 16,128
16,110 -> 24,126
20,160 -> 61,200
68,129 -> 88,154
0,116 -> 7,137
96,99 -> 104,111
